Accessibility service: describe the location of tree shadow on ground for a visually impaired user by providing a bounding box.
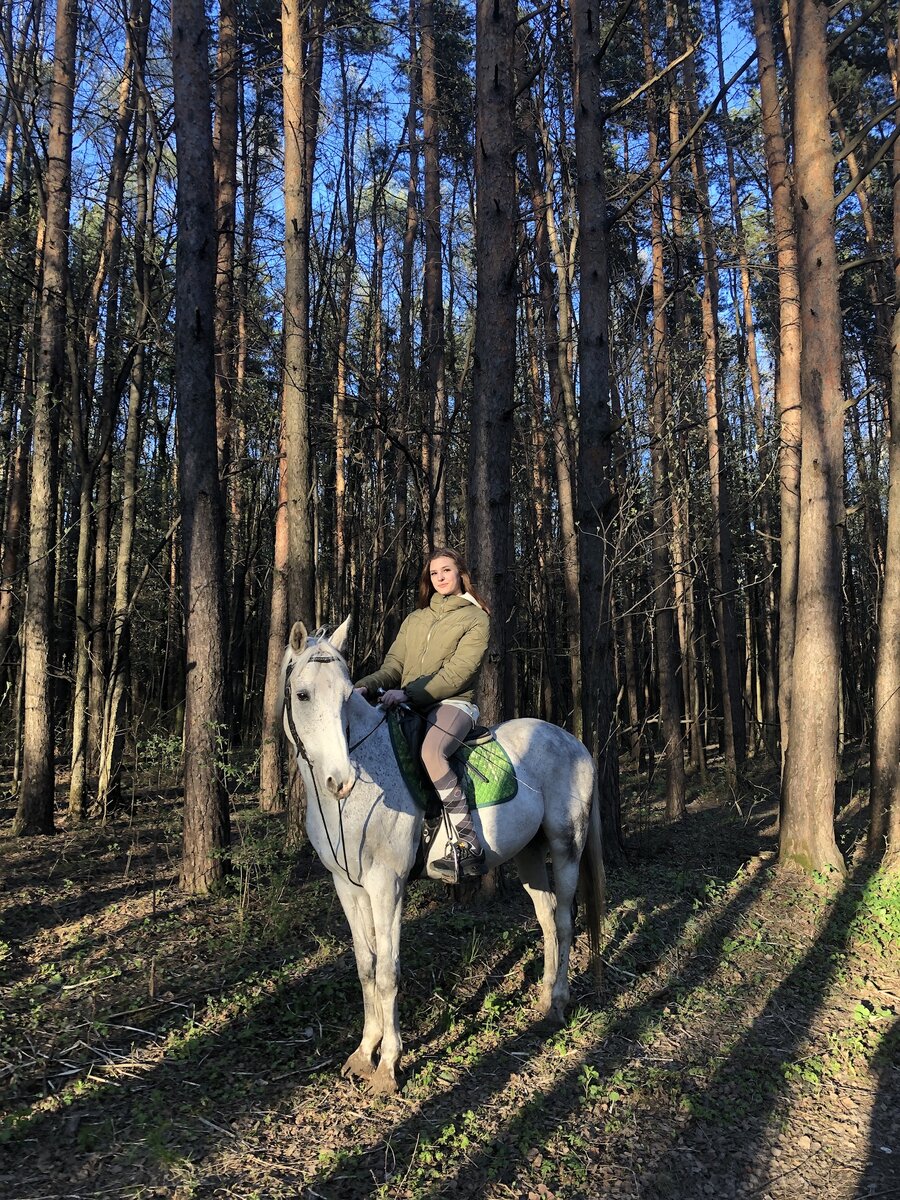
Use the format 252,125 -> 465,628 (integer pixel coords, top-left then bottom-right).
0,874 -> 169,988
298,830 -> 772,1198
3,868 -> 559,1198
631,863 -> 888,1199
4,775 -> 884,1199
858,1013 -> 899,1199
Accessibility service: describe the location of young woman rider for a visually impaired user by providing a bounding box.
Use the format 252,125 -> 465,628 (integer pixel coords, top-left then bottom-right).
353,548 -> 490,878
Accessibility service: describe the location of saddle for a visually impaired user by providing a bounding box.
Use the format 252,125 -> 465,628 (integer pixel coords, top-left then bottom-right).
387,708 -> 518,819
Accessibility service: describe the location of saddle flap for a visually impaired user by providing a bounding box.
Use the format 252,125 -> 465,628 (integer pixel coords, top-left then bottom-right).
386,710 -> 517,813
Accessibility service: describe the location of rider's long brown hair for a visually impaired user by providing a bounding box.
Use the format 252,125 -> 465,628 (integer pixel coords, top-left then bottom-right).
416,547 -> 491,614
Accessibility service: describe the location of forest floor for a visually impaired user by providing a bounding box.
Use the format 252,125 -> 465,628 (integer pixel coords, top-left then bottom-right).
0,751 -> 898,1200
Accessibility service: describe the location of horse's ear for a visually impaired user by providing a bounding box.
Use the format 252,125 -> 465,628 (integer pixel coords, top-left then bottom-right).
330,615 -> 351,656
289,621 -> 308,653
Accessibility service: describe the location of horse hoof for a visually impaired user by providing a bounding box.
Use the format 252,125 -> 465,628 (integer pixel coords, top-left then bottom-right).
369,1062 -> 399,1095
341,1050 -> 376,1080
536,998 -> 566,1029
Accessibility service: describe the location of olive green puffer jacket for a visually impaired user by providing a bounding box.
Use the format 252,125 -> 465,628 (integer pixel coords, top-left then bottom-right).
355,592 -> 489,709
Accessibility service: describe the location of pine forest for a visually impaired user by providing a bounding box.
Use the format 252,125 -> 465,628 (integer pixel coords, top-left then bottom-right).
1,2 -> 898,1197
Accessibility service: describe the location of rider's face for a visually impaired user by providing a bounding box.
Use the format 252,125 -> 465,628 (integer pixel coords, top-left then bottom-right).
430,556 -> 462,597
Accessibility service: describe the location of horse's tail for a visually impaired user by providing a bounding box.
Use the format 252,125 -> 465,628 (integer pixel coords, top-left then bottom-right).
579,763 -> 607,989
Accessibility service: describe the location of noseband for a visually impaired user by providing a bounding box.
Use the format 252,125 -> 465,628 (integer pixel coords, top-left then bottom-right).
283,650 -> 363,888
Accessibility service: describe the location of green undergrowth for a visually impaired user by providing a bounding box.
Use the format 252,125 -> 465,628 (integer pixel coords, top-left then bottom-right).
0,762 -> 897,1199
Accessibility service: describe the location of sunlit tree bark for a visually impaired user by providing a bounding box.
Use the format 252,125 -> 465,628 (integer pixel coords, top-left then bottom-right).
780,0 -> 845,877
172,0 -> 230,892
14,0 -> 77,836
282,0 -> 323,623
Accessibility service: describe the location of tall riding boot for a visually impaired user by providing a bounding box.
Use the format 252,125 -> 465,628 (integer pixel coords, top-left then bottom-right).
431,782 -> 488,878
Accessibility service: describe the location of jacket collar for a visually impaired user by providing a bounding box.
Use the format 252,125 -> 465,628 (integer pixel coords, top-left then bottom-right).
428,591 -> 476,615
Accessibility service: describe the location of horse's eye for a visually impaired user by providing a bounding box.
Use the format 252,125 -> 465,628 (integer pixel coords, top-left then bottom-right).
295,689 -> 310,702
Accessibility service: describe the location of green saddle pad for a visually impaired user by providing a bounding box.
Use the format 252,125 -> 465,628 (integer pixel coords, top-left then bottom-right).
387,711 -> 518,812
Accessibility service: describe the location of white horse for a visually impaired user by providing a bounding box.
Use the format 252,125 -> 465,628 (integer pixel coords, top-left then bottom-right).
280,617 -> 606,1095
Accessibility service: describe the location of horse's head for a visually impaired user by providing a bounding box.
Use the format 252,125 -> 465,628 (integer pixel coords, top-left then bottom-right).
281,615 -> 355,798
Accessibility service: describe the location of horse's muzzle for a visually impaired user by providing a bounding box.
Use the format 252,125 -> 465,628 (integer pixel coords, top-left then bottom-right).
327,771 -> 356,799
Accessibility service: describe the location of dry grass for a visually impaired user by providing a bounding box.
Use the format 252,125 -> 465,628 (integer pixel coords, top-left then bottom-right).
0,756 -> 897,1199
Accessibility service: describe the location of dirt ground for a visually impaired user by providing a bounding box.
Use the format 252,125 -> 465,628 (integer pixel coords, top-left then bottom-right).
1,758 -> 898,1200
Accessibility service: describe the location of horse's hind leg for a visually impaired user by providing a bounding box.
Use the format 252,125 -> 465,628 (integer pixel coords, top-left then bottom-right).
545,833 -> 582,1022
514,838 -> 562,1023
334,877 -> 381,1081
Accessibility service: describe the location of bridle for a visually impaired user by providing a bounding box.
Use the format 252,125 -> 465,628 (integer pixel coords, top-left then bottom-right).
282,648 -> 386,889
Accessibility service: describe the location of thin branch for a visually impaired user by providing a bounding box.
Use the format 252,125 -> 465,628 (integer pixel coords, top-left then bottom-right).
127,515 -> 183,620
516,1 -> 555,29
834,122 -> 900,209
610,49 -> 758,227
607,38 -> 701,118
597,0 -> 639,65
834,97 -> 900,166
839,254 -> 889,274
827,0 -> 887,58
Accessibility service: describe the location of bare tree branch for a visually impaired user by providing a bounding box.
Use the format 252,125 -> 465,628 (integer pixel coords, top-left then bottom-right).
609,49 -> 758,227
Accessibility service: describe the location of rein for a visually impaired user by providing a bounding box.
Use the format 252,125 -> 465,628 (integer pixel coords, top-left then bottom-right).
284,656 -> 363,889
349,710 -> 388,752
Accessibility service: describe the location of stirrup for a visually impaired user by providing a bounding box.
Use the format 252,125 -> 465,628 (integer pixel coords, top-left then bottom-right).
431,840 -> 487,882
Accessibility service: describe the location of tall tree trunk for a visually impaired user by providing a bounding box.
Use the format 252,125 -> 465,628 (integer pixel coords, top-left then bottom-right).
69,0 -> 139,814
676,0 -> 745,778
0,214 -> 41,696
779,0 -> 845,877
259,400 -> 289,813
281,0 -> 323,622
333,253 -> 352,613
394,0 -> 419,601
569,0 -> 620,859
67,477 -> 93,819
714,0 -> 778,761
870,12 -> 900,868
332,40 -> 356,612
213,0 -> 238,479
522,84 -> 582,737
14,0 -> 77,836
751,0 -> 801,765
228,37 -> 259,746
96,31 -> 152,813
468,0 -> 516,725
172,0 -> 230,892
641,0 -> 686,819
420,0 -> 448,546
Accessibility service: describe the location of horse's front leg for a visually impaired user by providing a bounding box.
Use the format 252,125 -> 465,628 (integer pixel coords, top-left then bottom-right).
332,876 -> 382,1081
368,867 -> 405,1095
